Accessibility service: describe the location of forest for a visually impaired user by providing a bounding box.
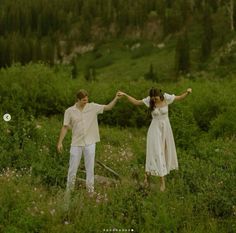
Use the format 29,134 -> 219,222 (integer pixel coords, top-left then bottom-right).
0,0 -> 235,69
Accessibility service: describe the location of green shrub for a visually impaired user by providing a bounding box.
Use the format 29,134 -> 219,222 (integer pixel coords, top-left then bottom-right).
0,109 -> 36,170
91,54 -> 113,68
0,63 -> 72,116
193,95 -> 222,131
130,44 -> 153,59
210,107 -> 236,138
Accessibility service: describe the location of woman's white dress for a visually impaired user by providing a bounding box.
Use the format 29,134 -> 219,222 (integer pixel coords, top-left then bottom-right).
142,93 -> 178,177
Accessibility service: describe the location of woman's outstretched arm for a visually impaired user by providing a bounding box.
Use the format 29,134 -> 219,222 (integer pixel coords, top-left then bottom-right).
174,88 -> 192,101
118,91 -> 144,106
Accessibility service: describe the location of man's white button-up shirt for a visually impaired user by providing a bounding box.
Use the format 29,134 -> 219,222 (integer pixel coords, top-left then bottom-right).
63,103 -> 105,146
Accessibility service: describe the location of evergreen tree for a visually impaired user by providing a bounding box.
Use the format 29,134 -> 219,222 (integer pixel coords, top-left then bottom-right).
201,5 -> 214,61
32,39 -> 42,62
79,19 -> 91,42
0,37 -> 6,67
20,38 -> 31,65
71,57 -> 78,79
84,65 -> 96,81
42,39 -> 55,65
144,63 -> 158,82
175,31 -> 190,75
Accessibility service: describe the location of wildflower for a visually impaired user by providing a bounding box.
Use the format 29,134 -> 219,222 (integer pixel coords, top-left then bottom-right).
50,209 -> 56,216
232,205 -> 236,216
218,181 -> 223,186
96,198 -> 101,203
36,124 -> 42,129
104,195 -> 108,202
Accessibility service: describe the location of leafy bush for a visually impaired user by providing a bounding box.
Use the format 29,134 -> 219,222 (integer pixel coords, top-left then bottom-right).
210,107 -> 236,138
170,103 -> 200,150
192,93 -> 223,131
130,44 -> 153,59
0,63 -> 72,116
0,108 -> 36,170
91,54 -> 113,68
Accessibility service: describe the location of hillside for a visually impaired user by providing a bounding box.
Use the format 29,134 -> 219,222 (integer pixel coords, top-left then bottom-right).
0,0 -> 236,72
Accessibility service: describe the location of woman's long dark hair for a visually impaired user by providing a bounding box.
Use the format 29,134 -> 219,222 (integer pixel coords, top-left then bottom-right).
149,88 -> 164,111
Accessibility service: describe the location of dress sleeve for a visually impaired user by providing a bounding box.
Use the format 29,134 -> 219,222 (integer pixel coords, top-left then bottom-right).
142,96 -> 150,107
164,93 -> 175,105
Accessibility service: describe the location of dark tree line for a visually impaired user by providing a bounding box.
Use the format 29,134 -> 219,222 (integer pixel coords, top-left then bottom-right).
0,0 -> 235,68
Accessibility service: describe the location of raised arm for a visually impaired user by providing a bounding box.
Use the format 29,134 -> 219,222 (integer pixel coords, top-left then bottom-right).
103,92 -> 121,111
118,91 -> 144,106
174,88 -> 192,101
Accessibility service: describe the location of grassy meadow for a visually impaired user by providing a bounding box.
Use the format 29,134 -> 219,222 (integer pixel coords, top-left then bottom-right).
0,41 -> 236,233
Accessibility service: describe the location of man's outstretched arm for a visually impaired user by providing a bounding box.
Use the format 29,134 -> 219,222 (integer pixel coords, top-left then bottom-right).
103,92 -> 121,111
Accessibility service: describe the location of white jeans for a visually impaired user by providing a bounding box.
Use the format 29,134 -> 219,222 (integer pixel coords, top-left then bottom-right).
66,144 -> 96,193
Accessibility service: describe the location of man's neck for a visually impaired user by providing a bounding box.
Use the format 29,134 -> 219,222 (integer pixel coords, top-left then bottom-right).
76,102 -> 86,111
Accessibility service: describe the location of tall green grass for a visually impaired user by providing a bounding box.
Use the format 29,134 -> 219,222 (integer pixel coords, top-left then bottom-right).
0,122 -> 235,232
0,45 -> 236,232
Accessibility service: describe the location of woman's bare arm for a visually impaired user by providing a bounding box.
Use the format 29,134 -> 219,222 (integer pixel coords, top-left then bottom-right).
118,91 -> 144,106
174,88 -> 192,101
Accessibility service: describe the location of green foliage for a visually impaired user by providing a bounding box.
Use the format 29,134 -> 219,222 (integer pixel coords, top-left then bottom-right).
144,63 -> 158,82
0,67 -> 236,231
191,80 -> 230,132
0,63 -> 72,116
210,106 -> 236,138
175,31 -> 190,75
193,95 -> 222,131
200,5 -> 214,62
84,65 -> 96,81
0,181 -> 48,233
0,13 -> 236,230
70,57 -> 79,79
163,7 -> 182,35
130,43 -> 153,59
0,123 -> 235,233
91,54 -> 114,69
0,0 -> 234,70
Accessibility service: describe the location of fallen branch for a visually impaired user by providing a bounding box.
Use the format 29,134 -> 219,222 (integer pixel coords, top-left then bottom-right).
96,159 -> 121,180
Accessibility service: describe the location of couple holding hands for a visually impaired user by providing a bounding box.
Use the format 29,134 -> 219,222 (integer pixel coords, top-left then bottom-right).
57,87 -> 192,195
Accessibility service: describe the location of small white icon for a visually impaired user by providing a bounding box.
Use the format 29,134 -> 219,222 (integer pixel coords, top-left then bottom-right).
3,113 -> 11,122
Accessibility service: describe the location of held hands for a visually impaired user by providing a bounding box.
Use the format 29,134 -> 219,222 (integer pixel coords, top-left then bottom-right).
115,91 -> 126,99
187,88 -> 192,94
117,91 -> 126,97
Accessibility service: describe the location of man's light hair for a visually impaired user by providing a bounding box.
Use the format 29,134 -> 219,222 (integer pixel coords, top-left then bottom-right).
76,89 -> 88,100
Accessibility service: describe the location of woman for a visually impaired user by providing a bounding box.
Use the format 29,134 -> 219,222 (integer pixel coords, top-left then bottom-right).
118,87 -> 192,191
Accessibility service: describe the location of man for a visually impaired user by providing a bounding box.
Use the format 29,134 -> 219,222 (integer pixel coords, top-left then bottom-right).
57,89 -> 120,195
